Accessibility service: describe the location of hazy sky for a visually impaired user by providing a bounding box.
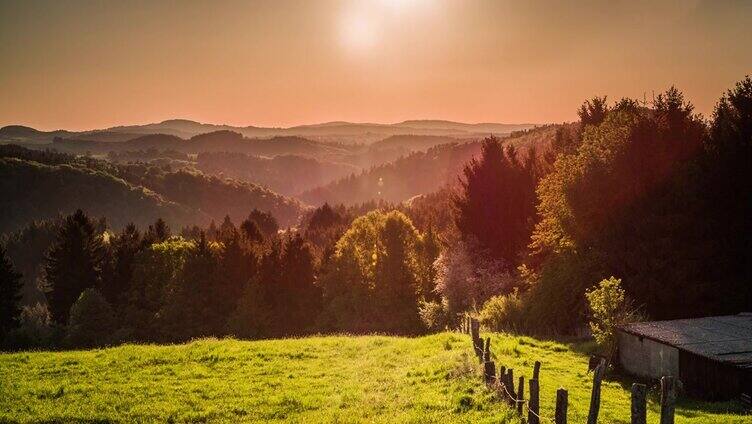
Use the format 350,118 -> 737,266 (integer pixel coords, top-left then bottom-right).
1,0 -> 750,130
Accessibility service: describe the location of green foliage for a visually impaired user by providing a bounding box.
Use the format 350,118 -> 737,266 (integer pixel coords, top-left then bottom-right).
0,245 -> 23,340
319,210 -> 427,334
530,86 -> 719,322
0,157 -> 200,234
585,277 -> 634,355
159,233 -> 220,341
124,237 -> 194,341
478,290 -> 524,333
418,300 -> 449,332
518,251 -> 601,335
455,137 -> 538,268
66,288 -> 117,348
44,210 -> 106,325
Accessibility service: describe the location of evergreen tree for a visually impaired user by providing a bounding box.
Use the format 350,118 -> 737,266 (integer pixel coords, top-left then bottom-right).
416,226 -> 441,302
160,232 -> 218,341
578,96 -> 609,127
219,215 -> 236,241
215,228 -> 256,334
245,209 -> 279,238
455,137 -> 538,268
278,234 -> 320,334
45,209 -> 105,325
143,218 -> 170,246
100,223 -> 141,306
240,218 -> 264,244
0,245 -> 23,340
229,239 -> 281,338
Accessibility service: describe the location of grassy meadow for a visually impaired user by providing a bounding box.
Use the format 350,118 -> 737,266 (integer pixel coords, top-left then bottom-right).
0,332 -> 749,423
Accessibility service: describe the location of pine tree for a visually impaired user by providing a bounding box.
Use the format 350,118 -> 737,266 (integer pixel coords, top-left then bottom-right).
143,218 -> 170,246
215,228 -> 256,334
245,209 -> 279,238
455,137 -> 538,268
240,218 -> 264,244
160,232 -> 218,341
219,215 -> 236,241
45,209 -> 105,325
278,234 -> 320,334
100,223 -> 141,306
0,245 -> 23,339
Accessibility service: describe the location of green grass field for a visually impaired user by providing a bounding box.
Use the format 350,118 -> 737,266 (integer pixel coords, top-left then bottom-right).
0,332 -> 749,423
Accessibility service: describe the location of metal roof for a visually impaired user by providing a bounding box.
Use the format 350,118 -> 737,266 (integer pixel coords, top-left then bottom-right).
619,313 -> 752,368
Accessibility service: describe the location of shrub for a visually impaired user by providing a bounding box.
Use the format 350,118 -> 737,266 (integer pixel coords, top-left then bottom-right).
3,303 -> 57,350
479,290 -> 525,333
66,288 -> 116,348
585,276 -> 639,358
418,300 -> 449,332
518,251 -> 601,335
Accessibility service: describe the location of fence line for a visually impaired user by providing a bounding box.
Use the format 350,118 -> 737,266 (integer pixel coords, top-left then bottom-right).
460,316 -> 678,424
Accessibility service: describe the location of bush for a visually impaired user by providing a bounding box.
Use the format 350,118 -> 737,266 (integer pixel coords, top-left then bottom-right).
518,251 -> 601,335
3,303 -> 57,350
418,300 -> 449,332
585,276 -> 640,358
66,288 -> 116,348
479,290 -> 525,333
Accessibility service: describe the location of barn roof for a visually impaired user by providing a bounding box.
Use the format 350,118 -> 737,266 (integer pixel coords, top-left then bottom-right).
618,313 -> 752,368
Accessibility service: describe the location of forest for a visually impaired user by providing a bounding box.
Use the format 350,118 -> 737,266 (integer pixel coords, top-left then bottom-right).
1,77 -> 751,353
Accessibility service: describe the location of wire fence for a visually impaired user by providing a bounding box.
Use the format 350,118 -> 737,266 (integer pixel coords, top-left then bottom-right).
460,316 -> 678,424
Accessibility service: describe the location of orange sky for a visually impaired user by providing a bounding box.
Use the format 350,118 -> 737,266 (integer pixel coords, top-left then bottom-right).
1,0 -> 750,131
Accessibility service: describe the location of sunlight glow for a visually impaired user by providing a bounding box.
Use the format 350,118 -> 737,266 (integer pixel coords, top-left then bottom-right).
339,10 -> 378,51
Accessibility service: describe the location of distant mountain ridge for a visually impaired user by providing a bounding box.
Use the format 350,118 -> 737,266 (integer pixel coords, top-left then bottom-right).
0,119 -> 539,145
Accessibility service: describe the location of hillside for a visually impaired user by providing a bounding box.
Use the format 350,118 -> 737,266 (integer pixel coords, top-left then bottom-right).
47,131 -> 349,159
195,152 -> 358,196
0,333 -> 745,423
0,145 -> 306,231
370,134 -> 466,152
0,120 -> 537,146
0,157 -> 205,234
299,142 -> 483,206
299,126 -> 563,206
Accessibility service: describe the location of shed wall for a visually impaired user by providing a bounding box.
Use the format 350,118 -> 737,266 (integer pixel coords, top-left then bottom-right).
617,330 -> 679,379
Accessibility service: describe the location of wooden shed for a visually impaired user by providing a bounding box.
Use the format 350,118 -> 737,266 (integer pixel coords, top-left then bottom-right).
616,313 -> 752,401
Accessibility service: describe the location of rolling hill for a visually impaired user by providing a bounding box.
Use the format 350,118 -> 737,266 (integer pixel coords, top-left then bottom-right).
0,119 -> 538,146
0,157 -> 205,234
298,125 -> 560,206
0,145 -> 306,232
299,142 -> 483,206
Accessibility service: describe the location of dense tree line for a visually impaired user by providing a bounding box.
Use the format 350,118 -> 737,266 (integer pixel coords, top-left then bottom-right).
2,77 -> 750,349
0,200 -> 441,349
476,78 -> 752,335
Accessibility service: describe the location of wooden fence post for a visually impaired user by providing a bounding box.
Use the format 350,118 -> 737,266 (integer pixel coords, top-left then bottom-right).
660,376 -> 676,424
555,388 -> 568,424
484,360 -> 496,385
533,360 -> 541,380
483,337 -> 491,363
507,369 -> 516,402
528,378 -> 540,424
631,383 -> 647,424
517,375 -> 525,415
587,358 -> 606,424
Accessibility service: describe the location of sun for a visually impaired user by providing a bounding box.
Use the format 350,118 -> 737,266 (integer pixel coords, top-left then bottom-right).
339,10 -> 378,52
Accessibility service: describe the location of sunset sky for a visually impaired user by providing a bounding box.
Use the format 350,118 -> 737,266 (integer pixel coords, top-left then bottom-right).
1,0 -> 751,131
